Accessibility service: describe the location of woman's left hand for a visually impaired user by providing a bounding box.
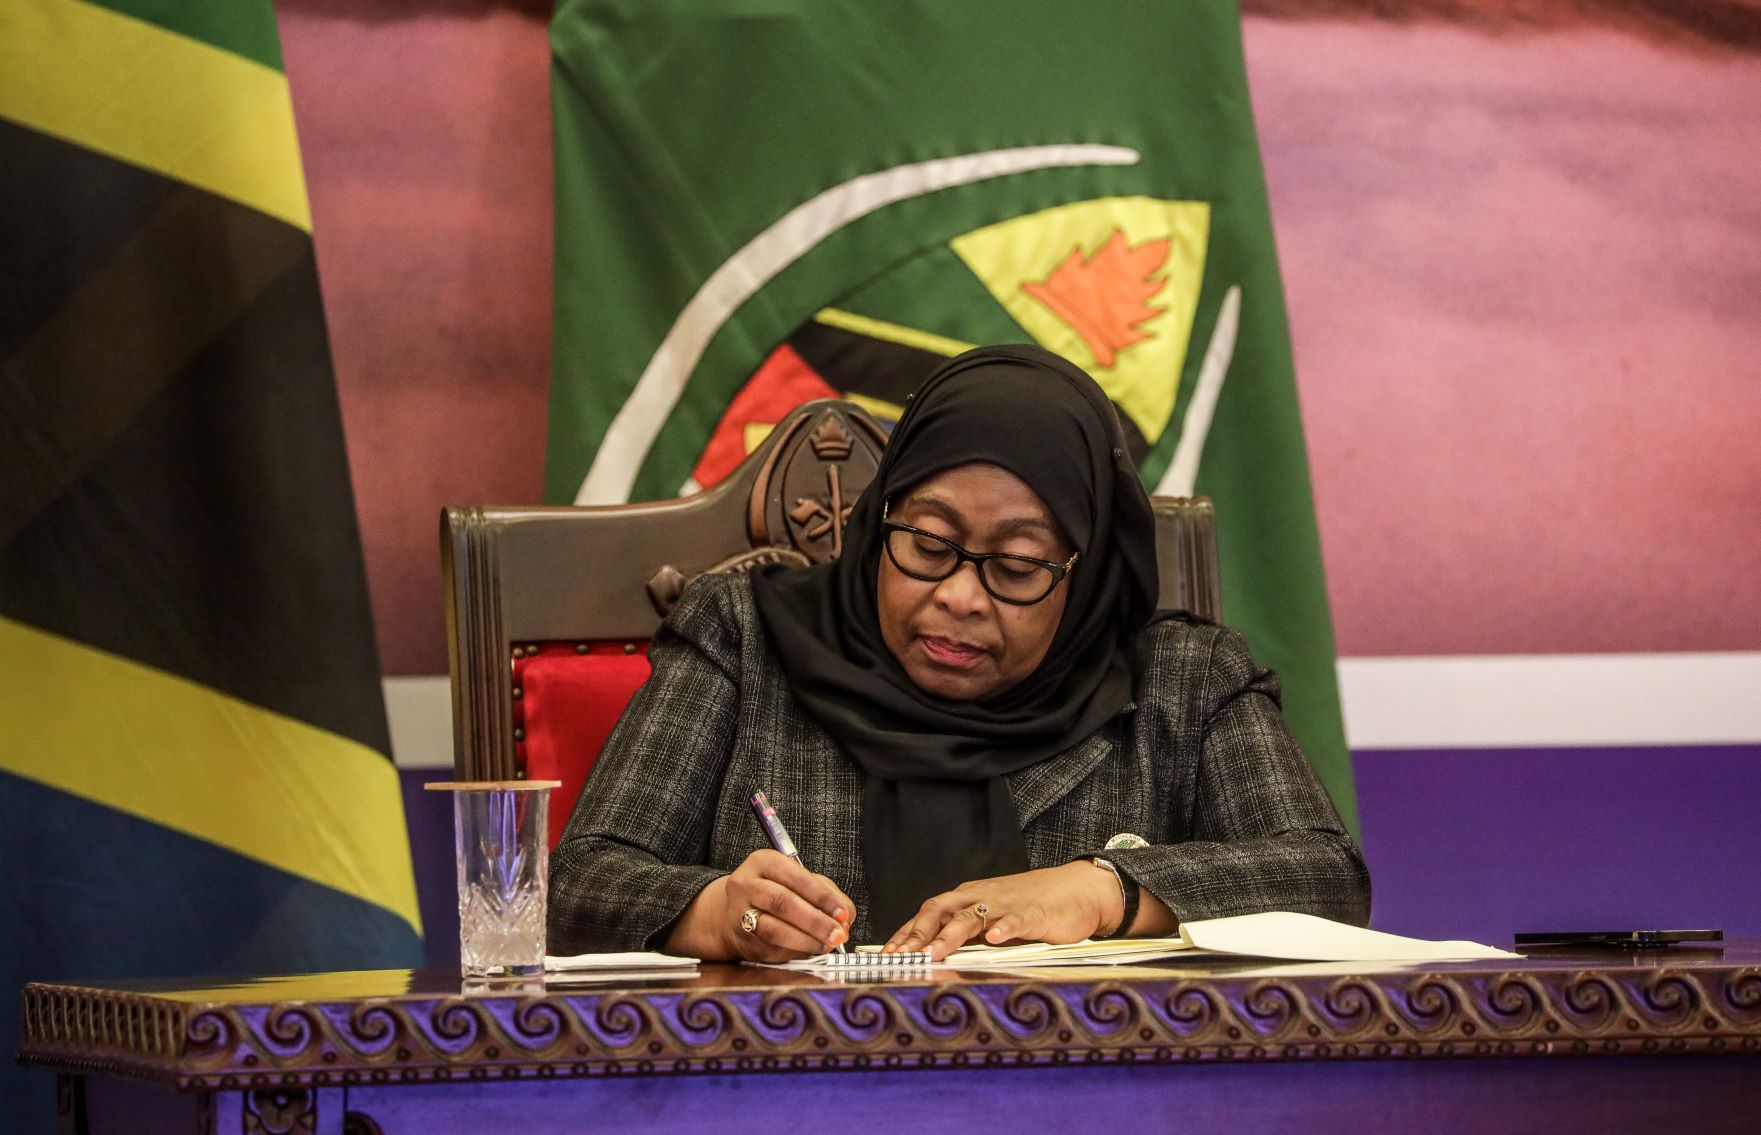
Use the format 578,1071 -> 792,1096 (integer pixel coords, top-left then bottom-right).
880,861 -> 1124,961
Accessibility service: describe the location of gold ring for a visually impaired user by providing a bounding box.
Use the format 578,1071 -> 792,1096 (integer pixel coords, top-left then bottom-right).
974,902 -> 989,935
740,908 -> 761,935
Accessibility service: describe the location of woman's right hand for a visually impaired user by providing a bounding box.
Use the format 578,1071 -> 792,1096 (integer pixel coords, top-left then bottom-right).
666,850 -> 855,962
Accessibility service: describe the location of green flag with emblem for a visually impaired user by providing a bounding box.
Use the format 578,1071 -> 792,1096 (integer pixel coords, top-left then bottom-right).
545,0 -> 1358,834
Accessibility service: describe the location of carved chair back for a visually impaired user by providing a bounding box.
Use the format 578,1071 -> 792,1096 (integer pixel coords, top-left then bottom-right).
442,398 -> 1222,847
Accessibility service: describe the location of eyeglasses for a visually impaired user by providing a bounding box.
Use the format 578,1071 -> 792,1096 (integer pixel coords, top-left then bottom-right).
879,504 -> 1078,606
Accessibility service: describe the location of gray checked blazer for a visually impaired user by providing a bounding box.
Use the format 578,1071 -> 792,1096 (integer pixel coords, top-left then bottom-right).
548,573 -> 1370,952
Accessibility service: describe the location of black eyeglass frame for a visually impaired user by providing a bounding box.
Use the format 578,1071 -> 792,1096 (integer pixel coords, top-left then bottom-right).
878,503 -> 1079,607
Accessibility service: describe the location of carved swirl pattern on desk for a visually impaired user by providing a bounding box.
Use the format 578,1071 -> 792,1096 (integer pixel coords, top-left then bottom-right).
1402,976 -> 1463,1034
342,1002 -> 400,1059
1084,982 -> 1143,1038
1239,981 -> 1300,1038
1727,972 -> 1761,1018
1559,973 -> 1619,1030
994,984 -> 1059,1042
19,965 -> 1761,1088
1483,975 -> 1546,1032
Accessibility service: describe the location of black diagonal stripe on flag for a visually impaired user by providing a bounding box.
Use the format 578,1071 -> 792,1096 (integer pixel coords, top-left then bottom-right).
0,118 -> 182,357
0,135 -> 387,754
0,122 -> 311,550
786,318 -> 947,406
788,318 -> 1154,465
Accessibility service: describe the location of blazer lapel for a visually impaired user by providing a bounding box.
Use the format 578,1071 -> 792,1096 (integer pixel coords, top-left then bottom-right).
1006,727 -> 1117,826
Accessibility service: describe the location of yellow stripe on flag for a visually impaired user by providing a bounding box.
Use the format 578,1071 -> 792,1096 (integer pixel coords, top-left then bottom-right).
813,309 -> 975,358
0,0 -> 312,232
841,392 -> 904,422
0,618 -> 420,936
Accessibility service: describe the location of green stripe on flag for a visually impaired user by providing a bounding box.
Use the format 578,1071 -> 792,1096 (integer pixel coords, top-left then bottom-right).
83,0 -> 285,69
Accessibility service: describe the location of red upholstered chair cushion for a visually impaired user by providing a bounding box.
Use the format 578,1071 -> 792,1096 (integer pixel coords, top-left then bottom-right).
513,642 -> 652,849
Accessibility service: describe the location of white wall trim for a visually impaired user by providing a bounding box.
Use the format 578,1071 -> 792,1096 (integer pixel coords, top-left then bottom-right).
1337,651 -> 1761,750
384,675 -> 454,770
384,652 -> 1761,769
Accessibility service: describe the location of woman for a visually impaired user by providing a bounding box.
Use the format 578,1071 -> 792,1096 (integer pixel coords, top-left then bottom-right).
548,345 -> 1369,962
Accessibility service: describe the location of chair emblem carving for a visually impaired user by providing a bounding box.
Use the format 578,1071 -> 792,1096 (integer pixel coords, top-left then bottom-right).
644,402 -> 888,617
749,403 -> 887,564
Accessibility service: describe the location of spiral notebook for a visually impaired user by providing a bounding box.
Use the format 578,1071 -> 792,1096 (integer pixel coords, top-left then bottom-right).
758,948 -> 937,971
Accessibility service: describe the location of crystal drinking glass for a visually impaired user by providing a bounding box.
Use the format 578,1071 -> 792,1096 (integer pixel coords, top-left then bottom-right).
426,780 -> 560,979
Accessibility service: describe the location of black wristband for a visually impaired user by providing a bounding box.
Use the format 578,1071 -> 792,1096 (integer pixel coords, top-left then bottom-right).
1092,857 -> 1141,939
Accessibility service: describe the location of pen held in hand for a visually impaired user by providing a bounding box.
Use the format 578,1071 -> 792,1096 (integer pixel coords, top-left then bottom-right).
749,790 -> 846,953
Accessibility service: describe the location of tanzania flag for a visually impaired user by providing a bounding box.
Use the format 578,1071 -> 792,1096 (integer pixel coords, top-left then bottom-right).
545,0 -> 1357,834
0,0 -> 420,1125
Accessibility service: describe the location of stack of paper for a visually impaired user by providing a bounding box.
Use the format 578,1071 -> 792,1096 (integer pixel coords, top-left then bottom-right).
763,911 -> 1518,974
1179,911 -> 1519,963
942,912 -> 1518,967
543,951 -> 701,983
943,937 -> 1191,968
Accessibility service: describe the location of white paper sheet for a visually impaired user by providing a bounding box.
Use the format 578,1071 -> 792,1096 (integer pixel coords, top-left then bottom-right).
1180,911 -> 1519,962
545,950 -> 701,972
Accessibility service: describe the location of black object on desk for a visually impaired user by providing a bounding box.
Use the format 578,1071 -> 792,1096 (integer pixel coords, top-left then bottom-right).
1515,929 -> 1723,949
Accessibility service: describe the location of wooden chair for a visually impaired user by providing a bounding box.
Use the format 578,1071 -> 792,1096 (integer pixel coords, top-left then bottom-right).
442,398 -> 1222,847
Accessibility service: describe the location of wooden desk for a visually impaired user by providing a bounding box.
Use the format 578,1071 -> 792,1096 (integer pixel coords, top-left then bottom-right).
20,943 -> 1761,1134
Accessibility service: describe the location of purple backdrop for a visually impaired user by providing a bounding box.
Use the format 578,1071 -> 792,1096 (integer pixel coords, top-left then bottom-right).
1353,743 -> 1761,942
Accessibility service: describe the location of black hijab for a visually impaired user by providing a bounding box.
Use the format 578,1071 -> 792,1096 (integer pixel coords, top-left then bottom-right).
749,344 -> 1161,937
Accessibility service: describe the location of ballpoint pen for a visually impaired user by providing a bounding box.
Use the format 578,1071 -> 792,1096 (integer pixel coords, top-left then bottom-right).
749,790 -> 847,953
